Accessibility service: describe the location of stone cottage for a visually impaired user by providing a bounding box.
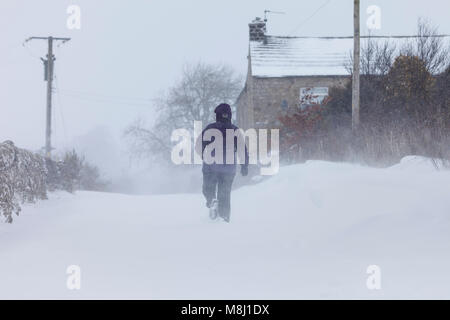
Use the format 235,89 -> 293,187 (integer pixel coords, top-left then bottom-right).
236,17 -> 413,130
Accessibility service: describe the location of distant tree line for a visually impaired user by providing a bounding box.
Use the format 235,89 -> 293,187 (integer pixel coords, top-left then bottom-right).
0,141 -> 107,223
279,20 -> 450,166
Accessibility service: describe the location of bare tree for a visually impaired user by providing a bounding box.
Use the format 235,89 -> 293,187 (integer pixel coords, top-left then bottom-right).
124,62 -> 243,163
400,18 -> 450,74
346,34 -> 397,76
347,18 -> 450,77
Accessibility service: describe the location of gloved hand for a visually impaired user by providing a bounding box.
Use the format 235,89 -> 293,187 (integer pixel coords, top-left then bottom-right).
241,165 -> 248,177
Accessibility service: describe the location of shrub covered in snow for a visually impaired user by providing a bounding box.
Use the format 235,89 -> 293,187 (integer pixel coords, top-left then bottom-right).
0,141 -> 107,223
0,141 -> 47,223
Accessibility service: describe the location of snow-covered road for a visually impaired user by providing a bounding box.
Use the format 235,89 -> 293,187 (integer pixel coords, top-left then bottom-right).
1,157 -> 449,299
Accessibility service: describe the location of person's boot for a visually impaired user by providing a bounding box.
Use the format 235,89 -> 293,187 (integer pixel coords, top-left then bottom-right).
209,199 -> 218,220
219,209 -> 230,223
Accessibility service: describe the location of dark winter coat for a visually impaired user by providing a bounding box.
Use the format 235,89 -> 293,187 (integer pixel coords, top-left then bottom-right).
196,104 -> 249,174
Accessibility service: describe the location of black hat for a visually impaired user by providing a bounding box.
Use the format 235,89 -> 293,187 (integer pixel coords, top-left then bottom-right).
214,103 -> 232,122
214,103 -> 232,116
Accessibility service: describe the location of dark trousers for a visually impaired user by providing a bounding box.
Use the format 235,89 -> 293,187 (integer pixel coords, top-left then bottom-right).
202,171 -> 235,221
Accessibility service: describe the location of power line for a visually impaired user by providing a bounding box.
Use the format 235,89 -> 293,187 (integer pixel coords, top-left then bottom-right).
53,75 -> 69,144
54,91 -> 152,106
22,42 -> 42,60
54,90 -> 153,108
288,0 -> 334,36
55,88 -> 152,104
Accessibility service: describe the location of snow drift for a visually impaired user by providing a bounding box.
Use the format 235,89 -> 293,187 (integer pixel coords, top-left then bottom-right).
0,156 -> 449,299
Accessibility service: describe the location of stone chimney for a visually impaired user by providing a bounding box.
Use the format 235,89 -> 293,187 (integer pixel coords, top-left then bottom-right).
249,17 -> 266,42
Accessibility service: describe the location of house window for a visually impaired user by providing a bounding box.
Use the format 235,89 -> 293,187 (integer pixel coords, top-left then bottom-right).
300,87 -> 329,108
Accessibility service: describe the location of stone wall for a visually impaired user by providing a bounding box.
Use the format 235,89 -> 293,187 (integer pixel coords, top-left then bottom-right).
251,76 -> 350,128
236,75 -> 350,129
236,86 -> 248,129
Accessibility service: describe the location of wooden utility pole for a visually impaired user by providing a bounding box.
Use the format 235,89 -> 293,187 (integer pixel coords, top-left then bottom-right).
45,37 -> 54,159
24,36 -> 70,158
352,0 -> 360,132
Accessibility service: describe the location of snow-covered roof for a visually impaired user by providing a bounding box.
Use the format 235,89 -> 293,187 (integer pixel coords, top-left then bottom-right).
250,35 -> 416,77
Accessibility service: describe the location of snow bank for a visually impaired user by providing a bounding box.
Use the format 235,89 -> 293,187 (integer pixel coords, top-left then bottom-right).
0,158 -> 449,299
389,155 -> 449,172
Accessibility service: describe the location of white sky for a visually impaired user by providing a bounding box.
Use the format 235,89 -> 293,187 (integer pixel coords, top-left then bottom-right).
1,0 -> 449,157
